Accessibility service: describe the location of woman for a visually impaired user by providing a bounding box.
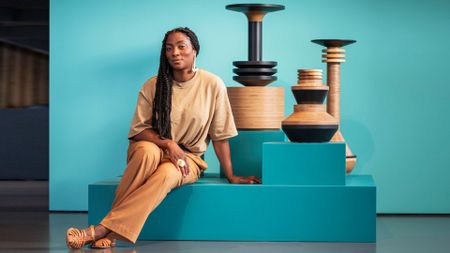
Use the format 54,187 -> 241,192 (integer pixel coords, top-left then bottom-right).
66,27 -> 261,249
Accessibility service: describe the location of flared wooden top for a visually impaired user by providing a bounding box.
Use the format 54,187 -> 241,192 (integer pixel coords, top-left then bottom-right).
311,39 -> 356,48
226,4 -> 285,13
226,4 -> 285,22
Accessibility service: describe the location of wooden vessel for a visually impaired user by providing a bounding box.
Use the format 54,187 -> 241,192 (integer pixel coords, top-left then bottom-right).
282,69 -> 338,142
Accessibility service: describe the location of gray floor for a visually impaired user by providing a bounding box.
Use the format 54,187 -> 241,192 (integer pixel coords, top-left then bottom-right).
0,181 -> 449,253
1,212 -> 449,252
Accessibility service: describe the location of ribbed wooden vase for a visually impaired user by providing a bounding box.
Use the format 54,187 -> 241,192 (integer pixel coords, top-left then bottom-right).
227,87 -> 284,129
282,69 -> 338,142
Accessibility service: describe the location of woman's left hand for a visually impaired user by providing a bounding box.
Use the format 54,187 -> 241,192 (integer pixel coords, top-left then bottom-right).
228,175 -> 261,184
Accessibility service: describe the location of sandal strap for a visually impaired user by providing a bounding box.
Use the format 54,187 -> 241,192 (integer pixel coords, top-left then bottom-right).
90,225 -> 95,241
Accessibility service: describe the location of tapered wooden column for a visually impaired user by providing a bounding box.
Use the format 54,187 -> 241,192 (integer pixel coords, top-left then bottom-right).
312,39 -> 357,173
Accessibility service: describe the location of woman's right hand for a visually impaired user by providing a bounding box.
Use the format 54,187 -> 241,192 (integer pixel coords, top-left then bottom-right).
165,140 -> 190,177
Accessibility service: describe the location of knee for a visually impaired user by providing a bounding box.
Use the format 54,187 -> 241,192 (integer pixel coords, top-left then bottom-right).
155,164 -> 182,188
129,141 -> 161,163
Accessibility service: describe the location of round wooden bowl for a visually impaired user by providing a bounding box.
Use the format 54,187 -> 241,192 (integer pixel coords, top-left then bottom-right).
227,86 -> 284,129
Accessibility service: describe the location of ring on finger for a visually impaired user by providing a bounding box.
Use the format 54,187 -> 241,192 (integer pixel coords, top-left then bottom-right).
177,159 -> 186,168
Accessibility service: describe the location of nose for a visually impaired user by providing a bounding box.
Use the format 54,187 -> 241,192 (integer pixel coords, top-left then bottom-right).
172,47 -> 180,56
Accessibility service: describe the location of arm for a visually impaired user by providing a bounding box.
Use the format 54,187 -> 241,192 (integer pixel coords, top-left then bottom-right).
212,139 -> 261,184
132,129 -> 190,177
132,128 -> 172,150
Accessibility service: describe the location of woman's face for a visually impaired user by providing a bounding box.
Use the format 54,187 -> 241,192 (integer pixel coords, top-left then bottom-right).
165,32 -> 196,71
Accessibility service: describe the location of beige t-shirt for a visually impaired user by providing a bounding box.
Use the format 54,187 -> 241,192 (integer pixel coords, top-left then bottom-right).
128,69 -> 238,157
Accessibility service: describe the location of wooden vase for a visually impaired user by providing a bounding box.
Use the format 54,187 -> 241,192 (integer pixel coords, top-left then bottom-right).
282,69 -> 338,142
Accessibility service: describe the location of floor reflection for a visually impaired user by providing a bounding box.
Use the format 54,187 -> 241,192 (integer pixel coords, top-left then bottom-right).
0,212 -> 449,253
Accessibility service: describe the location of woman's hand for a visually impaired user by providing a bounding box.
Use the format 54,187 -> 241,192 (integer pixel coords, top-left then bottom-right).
228,175 -> 261,184
165,140 -> 190,177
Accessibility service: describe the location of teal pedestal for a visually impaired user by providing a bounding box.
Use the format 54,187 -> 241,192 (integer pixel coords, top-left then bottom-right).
263,142 -> 346,185
222,130 -> 285,178
89,175 -> 376,242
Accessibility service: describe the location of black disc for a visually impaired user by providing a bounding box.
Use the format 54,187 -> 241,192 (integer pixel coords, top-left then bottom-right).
233,75 -> 277,86
226,4 -> 285,13
233,61 -> 277,68
311,39 -> 356,47
233,68 -> 277,76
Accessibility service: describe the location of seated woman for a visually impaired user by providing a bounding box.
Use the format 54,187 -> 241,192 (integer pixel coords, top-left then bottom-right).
66,27 -> 261,249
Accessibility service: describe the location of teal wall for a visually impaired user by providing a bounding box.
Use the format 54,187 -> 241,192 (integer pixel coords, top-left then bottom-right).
50,0 -> 450,212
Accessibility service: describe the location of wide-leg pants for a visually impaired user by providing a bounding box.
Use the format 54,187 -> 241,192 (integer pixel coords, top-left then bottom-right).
100,141 -> 206,243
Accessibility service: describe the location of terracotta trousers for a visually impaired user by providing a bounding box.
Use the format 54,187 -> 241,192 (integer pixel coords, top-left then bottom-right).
100,141 -> 206,243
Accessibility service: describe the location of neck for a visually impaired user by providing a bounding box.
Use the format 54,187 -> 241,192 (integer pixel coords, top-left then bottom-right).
173,68 -> 196,82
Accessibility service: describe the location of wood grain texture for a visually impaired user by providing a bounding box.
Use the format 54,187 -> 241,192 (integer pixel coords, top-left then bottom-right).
322,48 -> 345,53
227,87 -> 284,129
282,104 -> 338,125
327,63 -> 341,122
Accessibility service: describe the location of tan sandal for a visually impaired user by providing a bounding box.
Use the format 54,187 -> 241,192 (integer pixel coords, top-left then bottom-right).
91,236 -> 116,249
66,225 -> 95,249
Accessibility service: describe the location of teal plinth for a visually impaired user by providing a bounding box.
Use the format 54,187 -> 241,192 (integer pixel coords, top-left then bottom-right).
89,175 -> 376,242
263,142 -> 346,185
223,130 -> 285,178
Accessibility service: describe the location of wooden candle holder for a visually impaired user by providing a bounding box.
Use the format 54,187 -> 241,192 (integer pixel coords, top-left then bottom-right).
226,4 -> 284,86
311,39 -> 357,173
225,4 -> 285,130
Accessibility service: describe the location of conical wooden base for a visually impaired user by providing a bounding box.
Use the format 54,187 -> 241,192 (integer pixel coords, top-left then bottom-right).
282,104 -> 338,142
331,130 -> 357,173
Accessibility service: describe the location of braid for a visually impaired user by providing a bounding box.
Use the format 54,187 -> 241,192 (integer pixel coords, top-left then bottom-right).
152,27 -> 200,139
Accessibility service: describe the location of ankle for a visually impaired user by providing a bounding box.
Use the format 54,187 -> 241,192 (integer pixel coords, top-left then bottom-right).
94,225 -> 110,239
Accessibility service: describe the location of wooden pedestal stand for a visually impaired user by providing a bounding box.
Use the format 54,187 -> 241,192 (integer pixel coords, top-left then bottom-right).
312,39 -> 357,173
226,4 -> 285,130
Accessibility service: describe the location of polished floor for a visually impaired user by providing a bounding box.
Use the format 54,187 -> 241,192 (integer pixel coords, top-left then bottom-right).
1,212 -> 449,252
0,181 -> 449,253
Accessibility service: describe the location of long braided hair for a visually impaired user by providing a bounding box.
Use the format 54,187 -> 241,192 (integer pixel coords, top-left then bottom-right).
152,27 -> 200,139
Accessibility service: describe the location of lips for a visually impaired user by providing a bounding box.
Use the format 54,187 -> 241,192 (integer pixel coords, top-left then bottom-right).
172,59 -> 182,64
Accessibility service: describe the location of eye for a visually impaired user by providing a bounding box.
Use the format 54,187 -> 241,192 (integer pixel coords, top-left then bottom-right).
178,45 -> 186,50
165,46 -> 172,52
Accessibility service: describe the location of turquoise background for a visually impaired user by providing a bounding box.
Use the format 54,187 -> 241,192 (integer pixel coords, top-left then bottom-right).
50,0 -> 450,212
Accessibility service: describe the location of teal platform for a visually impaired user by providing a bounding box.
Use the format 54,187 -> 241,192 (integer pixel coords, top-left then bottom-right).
263,142 -> 346,185
222,130 -> 285,178
89,174 -> 376,242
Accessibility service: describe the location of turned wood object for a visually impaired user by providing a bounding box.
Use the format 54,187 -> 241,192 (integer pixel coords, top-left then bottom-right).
282,69 -> 338,142
226,4 -> 284,86
227,87 -> 284,129
311,39 -> 357,173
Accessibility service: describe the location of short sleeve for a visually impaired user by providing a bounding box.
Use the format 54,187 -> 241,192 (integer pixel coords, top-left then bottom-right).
128,81 -> 155,139
208,80 -> 238,141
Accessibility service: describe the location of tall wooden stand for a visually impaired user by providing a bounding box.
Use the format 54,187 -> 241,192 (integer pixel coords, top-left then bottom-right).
312,39 -> 357,173
226,4 -> 285,129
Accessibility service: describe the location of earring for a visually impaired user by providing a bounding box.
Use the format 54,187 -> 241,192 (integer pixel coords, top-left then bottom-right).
191,54 -> 198,73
